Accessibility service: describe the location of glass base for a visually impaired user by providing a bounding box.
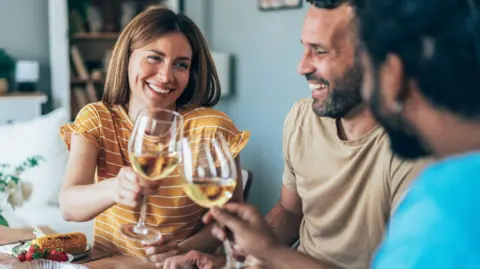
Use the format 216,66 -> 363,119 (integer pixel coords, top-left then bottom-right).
120,223 -> 161,245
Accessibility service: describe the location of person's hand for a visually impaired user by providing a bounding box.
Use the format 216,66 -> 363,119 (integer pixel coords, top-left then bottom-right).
203,204 -> 279,262
162,250 -> 226,269
145,234 -> 180,268
112,166 -> 159,207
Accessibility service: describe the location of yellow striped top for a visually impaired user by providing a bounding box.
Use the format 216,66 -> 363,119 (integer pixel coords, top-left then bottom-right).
60,102 -> 250,258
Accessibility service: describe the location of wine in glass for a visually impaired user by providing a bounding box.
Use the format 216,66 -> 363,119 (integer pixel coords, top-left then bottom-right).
182,132 -> 248,269
120,108 -> 183,245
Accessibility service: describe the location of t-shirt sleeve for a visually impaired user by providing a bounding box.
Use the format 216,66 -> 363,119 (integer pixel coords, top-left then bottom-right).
388,155 -> 432,214
282,103 -> 300,191
60,104 -> 101,150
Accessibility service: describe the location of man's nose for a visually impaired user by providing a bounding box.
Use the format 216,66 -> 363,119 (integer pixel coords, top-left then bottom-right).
297,53 -> 315,75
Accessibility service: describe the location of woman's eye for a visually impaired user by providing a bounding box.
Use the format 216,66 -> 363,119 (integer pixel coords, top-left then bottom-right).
175,62 -> 190,70
147,55 -> 161,63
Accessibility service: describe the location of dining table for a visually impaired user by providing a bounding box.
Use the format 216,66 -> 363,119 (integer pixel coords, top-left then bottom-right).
0,226 -> 156,268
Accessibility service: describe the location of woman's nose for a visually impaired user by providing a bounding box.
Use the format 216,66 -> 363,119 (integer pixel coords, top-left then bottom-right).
157,64 -> 174,83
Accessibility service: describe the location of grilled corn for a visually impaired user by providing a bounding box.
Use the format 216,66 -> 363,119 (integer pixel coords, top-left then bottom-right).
34,232 -> 87,254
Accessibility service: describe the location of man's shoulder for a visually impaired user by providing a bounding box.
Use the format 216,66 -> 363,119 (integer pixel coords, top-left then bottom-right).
284,98 -> 332,131
414,152 -> 480,196
286,98 -> 313,121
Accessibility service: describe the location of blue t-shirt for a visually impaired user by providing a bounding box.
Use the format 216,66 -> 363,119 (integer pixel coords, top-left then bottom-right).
372,152 -> 480,269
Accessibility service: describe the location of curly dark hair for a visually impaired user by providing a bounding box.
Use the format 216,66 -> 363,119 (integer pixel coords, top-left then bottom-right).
306,0 -> 362,9
359,0 -> 480,118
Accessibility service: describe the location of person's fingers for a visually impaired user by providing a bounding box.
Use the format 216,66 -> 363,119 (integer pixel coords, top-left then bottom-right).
221,203 -> 259,222
210,206 -> 247,232
150,249 -> 178,264
211,224 -> 227,241
146,240 -> 178,257
144,234 -> 175,247
119,171 -> 142,193
202,210 -> 215,225
162,253 -> 196,269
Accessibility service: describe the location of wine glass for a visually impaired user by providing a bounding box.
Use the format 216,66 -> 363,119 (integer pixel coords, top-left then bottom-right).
119,108 -> 183,245
181,132 -> 249,269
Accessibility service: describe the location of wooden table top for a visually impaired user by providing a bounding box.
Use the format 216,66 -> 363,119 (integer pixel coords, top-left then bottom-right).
0,226 -> 155,268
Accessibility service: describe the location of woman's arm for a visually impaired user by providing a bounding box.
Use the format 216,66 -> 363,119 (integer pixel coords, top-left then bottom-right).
59,135 -> 117,222
178,155 -> 244,253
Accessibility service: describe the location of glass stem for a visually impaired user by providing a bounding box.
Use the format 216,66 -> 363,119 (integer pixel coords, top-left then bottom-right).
135,195 -> 148,233
223,237 -> 235,269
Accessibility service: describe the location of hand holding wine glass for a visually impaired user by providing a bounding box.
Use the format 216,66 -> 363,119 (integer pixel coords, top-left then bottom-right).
181,132 -> 253,269
112,166 -> 160,208
119,108 -> 183,245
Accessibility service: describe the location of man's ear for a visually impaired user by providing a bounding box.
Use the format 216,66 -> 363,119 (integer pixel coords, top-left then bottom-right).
378,53 -> 405,113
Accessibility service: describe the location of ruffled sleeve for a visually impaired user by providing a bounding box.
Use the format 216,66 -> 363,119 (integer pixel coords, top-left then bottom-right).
60,104 -> 101,150
182,107 -> 250,159
224,127 -> 250,159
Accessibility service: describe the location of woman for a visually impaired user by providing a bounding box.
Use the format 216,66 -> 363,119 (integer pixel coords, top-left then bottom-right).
59,6 -> 249,266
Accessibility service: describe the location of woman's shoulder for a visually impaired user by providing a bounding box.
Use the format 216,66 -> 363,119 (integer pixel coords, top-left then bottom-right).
76,102 -> 109,117
181,106 -> 233,125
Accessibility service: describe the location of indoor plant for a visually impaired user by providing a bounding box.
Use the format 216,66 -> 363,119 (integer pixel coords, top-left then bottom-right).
0,155 -> 45,226
0,49 -> 16,94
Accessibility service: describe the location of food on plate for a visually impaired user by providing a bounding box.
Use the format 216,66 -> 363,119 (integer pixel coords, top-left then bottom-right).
34,232 -> 87,254
16,244 -> 68,263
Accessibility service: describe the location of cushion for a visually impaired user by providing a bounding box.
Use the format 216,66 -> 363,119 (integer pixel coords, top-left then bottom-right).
0,108 -> 69,207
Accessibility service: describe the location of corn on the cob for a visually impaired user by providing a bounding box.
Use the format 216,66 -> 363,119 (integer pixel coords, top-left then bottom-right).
34,232 -> 87,254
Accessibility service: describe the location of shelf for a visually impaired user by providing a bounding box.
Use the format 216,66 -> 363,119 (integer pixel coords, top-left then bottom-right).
0,92 -> 48,102
71,32 -> 119,40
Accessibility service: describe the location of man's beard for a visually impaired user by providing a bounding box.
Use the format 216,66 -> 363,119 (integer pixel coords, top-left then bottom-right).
309,58 -> 364,118
369,78 -> 432,160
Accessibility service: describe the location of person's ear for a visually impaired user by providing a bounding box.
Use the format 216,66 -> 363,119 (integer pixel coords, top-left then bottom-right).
378,54 -> 406,114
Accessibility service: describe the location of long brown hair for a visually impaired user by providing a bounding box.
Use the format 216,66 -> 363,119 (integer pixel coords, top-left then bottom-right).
102,6 -> 220,108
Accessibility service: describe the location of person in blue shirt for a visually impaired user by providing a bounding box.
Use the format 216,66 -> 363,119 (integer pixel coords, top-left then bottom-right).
358,0 -> 480,267
197,0 -> 480,268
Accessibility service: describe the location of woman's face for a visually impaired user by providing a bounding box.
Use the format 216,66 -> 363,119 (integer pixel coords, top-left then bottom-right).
128,32 -> 192,110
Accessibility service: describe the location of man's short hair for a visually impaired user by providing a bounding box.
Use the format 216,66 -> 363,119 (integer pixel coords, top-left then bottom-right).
306,0 -> 362,9
360,0 -> 480,119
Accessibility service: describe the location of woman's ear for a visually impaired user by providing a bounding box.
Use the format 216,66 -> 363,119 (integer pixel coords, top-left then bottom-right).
378,53 -> 406,114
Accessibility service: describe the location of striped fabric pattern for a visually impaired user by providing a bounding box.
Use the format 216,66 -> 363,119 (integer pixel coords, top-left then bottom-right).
60,102 -> 250,258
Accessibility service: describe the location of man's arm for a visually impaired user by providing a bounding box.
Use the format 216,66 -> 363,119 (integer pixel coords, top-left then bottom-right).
265,185 -> 303,246
265,246 -> 332,269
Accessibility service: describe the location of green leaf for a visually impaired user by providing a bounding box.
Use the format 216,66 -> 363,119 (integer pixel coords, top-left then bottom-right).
32,251 -> 44,259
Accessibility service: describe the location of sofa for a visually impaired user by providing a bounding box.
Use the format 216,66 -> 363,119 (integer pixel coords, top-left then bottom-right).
0,108 -> 94,243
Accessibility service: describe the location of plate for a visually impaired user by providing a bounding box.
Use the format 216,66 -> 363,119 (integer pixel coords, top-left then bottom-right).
71,244 -> 91,260
11,241 -> 92,261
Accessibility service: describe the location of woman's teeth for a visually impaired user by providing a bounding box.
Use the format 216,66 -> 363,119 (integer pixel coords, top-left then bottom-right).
147,83 -> 172,94
309,83 -> 328,91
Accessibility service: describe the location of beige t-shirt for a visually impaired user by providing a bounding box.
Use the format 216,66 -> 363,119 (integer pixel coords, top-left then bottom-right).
283,99 -> 428,269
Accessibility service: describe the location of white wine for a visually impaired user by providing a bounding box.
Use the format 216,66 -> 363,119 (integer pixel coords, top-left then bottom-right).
184,177 -> 237,208
129,152 -> 180,180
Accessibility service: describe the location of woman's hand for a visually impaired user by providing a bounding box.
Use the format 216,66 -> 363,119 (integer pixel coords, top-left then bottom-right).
112,167 -> 159,208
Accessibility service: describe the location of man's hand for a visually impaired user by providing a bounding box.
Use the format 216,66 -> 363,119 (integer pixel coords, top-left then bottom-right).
145,234 -> 179,268
203,204 -> 279,262
162,251 -> 226,269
